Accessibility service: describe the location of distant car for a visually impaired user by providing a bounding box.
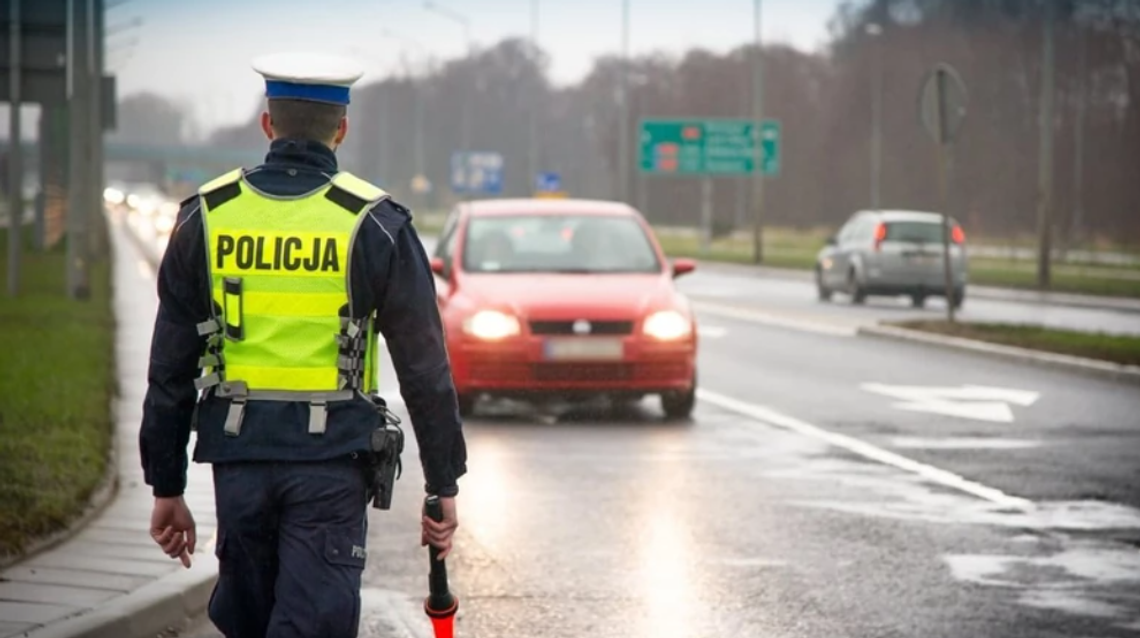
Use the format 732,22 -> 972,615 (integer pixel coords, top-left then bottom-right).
429,198 -> 699,419
815,209 -> 968,308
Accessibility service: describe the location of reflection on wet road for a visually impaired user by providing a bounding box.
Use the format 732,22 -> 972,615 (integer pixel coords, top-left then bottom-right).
344,393 -> 1140,638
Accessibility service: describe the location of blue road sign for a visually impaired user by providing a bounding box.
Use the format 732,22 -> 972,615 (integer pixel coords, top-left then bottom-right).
450,151 -> 504,195
535,172 -> 561,193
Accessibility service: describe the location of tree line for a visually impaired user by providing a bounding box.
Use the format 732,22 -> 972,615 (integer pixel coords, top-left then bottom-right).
119,0 -> 1140,244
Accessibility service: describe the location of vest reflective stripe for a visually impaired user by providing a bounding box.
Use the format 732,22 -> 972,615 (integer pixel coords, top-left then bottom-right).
196,167 -> 389,397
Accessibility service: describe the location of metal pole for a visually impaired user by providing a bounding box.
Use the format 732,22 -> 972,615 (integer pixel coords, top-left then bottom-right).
461,24 -> 471,154
616,0 -> 629,203
528,0 -> 539,192
936,69 -> 954,324
1070,24 -> 1086,249
7,0 -> 22,296
1035,0 -> 1055,289
699,177 -> 712,255
87,0 -> 104,260
871,27 -> 883,210
751,0 -> 764,264
67,0 -> 91,299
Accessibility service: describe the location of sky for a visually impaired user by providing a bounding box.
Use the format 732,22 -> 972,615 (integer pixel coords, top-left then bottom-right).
102,0 -> 844,132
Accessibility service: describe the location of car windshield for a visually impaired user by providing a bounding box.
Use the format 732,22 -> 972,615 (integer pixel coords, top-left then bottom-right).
461,213 -> 662,274
884,220 -> 952,243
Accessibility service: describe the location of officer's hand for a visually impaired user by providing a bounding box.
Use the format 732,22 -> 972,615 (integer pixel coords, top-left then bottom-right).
422,496 -> 458,560
150,496 -> 197,568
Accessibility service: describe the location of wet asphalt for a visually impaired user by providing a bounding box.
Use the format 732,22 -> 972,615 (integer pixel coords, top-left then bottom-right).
157,228 -> 1140,638
180,323 -> 1140,638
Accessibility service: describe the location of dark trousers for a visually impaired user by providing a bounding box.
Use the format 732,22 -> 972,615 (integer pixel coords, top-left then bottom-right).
208,458 -> 370,638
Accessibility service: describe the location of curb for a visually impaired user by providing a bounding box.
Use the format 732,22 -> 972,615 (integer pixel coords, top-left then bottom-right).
0,433 -> 121,572
856,323 -> 1140,386
12,218 -> 219,638
21,556 -> 218,638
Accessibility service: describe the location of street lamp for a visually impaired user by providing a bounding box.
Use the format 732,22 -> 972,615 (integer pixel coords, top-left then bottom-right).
866,22 -> 883,210
422,1 -> 472,155
751,0 -> 764,264
529,0 -> 539,192
377,29 -> 430,189
617,0 -> 630,203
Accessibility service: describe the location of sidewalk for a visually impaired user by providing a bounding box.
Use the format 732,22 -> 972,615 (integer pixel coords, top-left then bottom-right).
0,216 -> 218,638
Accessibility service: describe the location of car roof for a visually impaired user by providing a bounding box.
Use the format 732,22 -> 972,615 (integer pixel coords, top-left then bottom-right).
855,209 -> 947,223
461,198 -> 640,218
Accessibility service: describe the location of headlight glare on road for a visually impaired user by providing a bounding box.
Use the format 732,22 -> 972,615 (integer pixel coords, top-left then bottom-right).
643,310 -> 691,340
463,310 -> 521,340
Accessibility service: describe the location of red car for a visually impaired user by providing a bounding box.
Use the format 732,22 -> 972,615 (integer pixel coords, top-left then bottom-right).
428,198 -> 699,419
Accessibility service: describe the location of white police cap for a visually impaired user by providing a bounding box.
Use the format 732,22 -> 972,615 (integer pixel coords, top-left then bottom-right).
251,52 -> 365,106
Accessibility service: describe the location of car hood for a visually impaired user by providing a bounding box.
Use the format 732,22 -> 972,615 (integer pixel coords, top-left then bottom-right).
459,272 -> 678,318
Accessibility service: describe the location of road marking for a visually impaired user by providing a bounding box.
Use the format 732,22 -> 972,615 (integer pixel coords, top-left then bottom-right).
696,389 -> 1035,510
888,437 -> 1043,450
692,301 -> 857,337
697,325 -> 727,338
861,383 -> 1040,423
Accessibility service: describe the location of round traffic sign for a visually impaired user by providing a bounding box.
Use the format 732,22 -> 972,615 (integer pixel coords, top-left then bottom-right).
918,63 -> 968,145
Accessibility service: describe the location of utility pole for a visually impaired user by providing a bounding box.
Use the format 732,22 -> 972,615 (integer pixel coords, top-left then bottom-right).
528,0 -> 539,192
1069,23 -> 1087,250
867,22 -> 883,210
67,0 -> 91,300
87,0 -> 105,261
7,0 -> 22,296
616,0 -> 630,203
751,0 -> 765,263
1035,0 -> 1055,289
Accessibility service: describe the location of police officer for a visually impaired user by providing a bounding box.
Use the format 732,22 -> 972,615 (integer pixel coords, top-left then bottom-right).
139,52 -> 467,637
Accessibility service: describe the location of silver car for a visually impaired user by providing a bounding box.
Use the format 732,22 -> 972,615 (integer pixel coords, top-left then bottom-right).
815,209 -> 968,308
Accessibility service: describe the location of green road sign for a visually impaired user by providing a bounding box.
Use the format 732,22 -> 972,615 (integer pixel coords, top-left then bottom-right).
638,118 -> 780,176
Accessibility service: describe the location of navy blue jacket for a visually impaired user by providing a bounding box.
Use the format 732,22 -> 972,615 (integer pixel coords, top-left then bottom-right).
138,138 -> 467,499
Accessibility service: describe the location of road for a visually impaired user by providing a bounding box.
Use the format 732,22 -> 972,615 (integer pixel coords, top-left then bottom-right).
676,261 -> 1140,337
121,214 -> 1140,638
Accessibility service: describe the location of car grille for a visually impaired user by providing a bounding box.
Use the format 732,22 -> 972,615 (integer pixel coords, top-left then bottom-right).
532,363 -> 633,382
528,320 -> 634,335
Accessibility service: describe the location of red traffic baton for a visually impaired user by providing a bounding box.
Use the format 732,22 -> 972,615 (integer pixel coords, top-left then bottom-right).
424,495 -> 459,638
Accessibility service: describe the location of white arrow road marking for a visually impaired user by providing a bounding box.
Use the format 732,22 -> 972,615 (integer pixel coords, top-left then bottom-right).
697,389 -> 1034,510
861,383 -> 1040,424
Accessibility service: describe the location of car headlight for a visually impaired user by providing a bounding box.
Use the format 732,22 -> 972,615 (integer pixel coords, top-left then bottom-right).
463,310 -> 521,340
643,310 -> 691,340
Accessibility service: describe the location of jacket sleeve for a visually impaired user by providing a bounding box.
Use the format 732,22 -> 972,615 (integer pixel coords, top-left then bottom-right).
138,200 -> 211,498
365,204 -> 467,497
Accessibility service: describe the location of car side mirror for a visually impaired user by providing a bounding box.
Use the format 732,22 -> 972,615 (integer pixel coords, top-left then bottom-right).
671,258 -> 696,278
429,257 -> 446,277
825,236 -> 838,247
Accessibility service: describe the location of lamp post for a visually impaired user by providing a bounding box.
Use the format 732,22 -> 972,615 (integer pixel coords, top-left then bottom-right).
378,29 -> 430,195
529,0 -> 539,192
616,0 -> 630,203
866,22 -> 883,210
750,0 -> 764,264
423,1 -> 472,155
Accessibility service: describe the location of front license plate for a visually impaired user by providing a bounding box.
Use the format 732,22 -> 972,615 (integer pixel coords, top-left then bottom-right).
543,337 -> 624,361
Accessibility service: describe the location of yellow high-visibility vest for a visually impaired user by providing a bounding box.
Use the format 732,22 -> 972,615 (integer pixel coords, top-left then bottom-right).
191,167 -> 390,436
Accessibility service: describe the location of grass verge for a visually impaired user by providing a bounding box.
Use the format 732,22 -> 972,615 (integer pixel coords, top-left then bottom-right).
655,230 -> 1140,299
892,320 -> 1140,367
0,228 -> 115,560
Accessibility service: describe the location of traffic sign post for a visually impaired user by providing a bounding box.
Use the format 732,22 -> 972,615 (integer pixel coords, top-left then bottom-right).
450,151 -> 503,197
534,171 -> 565,198
918,63 -> 968,324
638,117 -> 781,255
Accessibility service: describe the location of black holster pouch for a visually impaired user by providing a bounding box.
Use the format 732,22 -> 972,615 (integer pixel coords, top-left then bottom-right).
366,395 -> 405,511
